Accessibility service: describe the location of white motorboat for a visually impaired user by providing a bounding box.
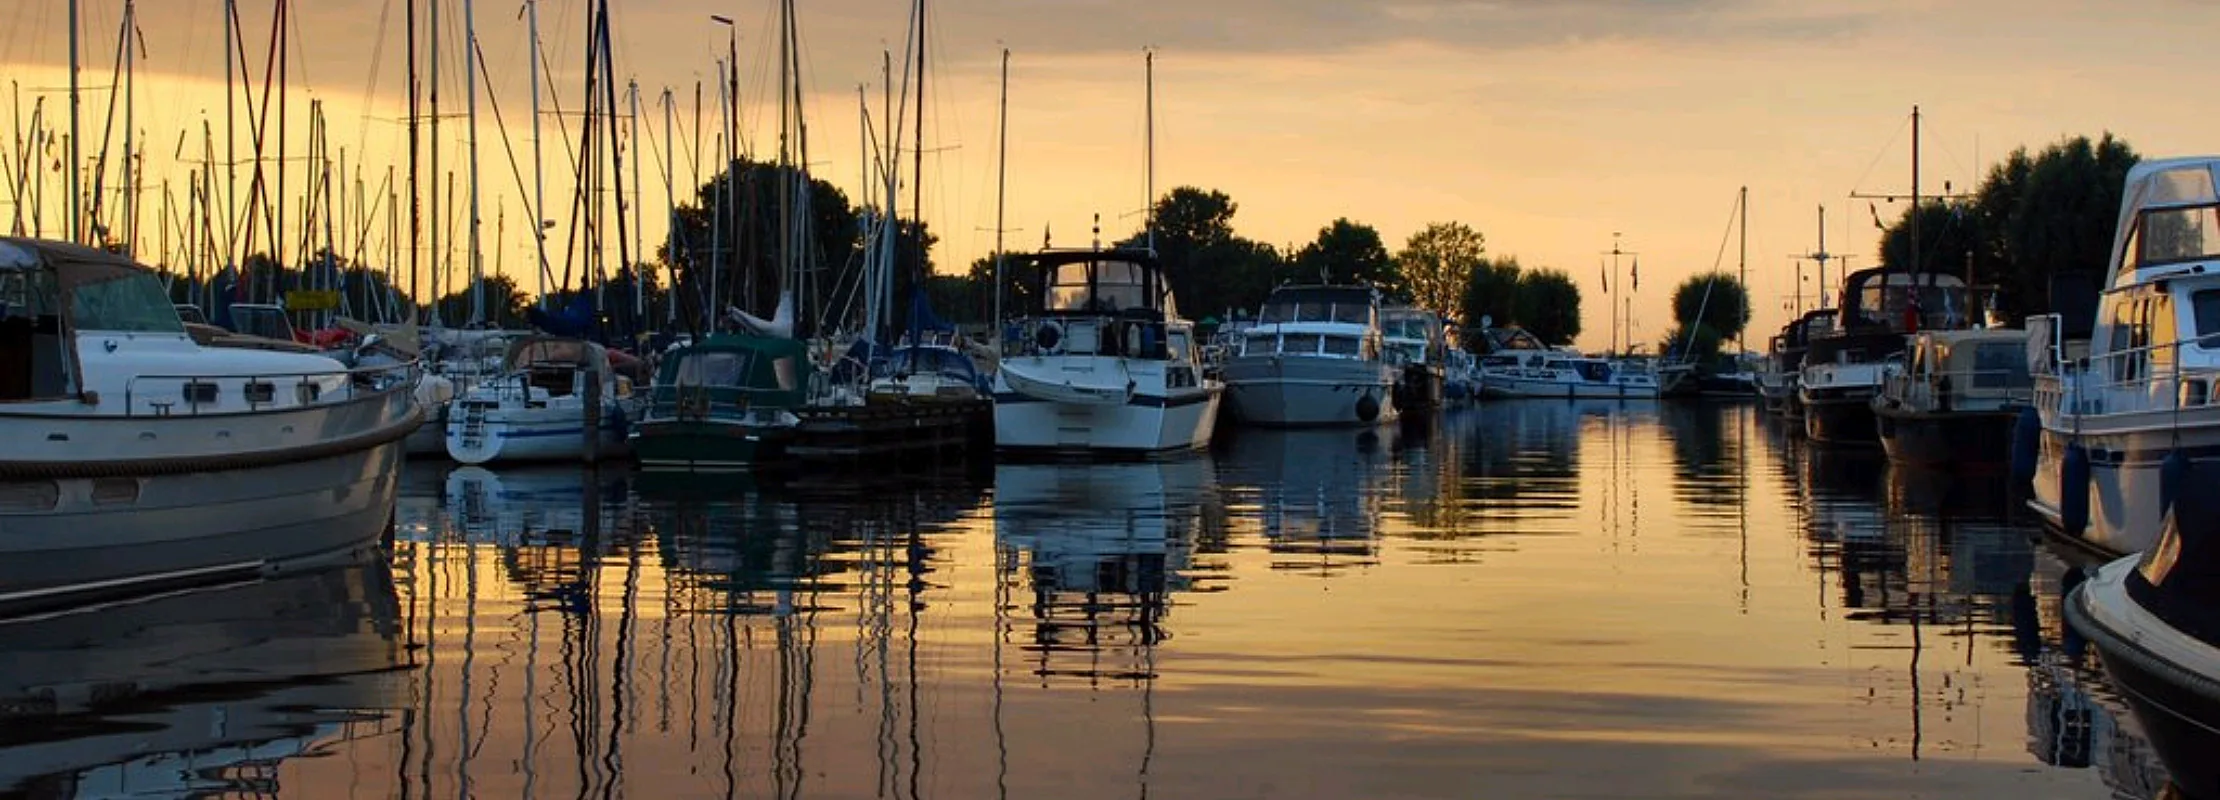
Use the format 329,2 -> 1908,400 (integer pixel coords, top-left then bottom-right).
1221,285 -> 1400,426
2027,156 -> 2220,556
993,249 -> 1222,454
444,336 -> 636,465
0,238 -> 420,614
1477,350 -> 1663,399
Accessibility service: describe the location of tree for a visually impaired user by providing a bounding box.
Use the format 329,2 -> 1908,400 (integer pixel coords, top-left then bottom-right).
1396,221 -> 1486,317
1458,255 -> 1523,351
1511,269 -> 1581,346
1668,272 -> 1751,342
1876,200 -> 1985,286
1294,218 -> 1404,298
666,157 -> 863,336
1122,186 -> 1288,320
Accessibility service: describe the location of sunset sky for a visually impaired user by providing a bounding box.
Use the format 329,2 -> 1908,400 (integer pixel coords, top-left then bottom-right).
2,0 -> 2215,350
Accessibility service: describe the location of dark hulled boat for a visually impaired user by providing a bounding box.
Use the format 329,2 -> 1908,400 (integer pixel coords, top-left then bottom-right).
2066,482 -> 2220,800
1873,328 -> 2032,468
1798,267 -> 1973,446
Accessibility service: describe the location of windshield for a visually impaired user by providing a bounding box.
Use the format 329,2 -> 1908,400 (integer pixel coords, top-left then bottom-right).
1048,260 -> 1150,313
73,272 -> 184,333
2137,204 -> 2220,268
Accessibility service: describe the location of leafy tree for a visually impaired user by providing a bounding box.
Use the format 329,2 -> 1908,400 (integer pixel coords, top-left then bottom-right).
1294,218 -> 1404,298
1123,186 -> 1288,320
1458,255 -> 1523,351
1396,221 -> 1486,317
666,157 -> 862,336
1511,269 -> 1581,346
1876,201 -> 1984,287
1668,272 -> 1751,343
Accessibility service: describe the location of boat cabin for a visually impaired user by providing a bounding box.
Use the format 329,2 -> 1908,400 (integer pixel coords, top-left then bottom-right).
496,337 -> 632,401
1239,285 -> 1385,360
1380,307 -> 1447,367
2083,157 -> 2220,399
1883,328 -> 2033,413
1010,249 -> 1199,364
645,334 -> 810,419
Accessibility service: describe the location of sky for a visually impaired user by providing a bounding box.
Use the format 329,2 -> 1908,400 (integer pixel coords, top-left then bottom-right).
3,0 -> 2217,350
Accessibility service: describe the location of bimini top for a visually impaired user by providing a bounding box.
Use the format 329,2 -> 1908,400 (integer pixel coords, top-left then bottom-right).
1013,248 -> 1174,321
2108,156 -> 2220,285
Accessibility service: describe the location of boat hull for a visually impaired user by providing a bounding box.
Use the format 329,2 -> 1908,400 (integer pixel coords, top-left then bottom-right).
2029,408 -> 2220,557
2066,559 -> 2220,800
994,388 -> 1221,454
1478,372 -> 1661,399
1876,406 -> 2018,468
0,439 -> 403,615
630,418 -> 788,471
1802,392 -> 1878,446
445,404 -> 629,465
1222,355 -> 1398,426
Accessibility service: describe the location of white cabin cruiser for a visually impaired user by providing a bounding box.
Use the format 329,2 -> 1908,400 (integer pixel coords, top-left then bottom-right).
2027,156 -> 2220,556
994,248 -> 1222,455
0,238 -> 420,614
1221,285 -> 1400,426
1477,350 -> 1663,399
443,336 -> 636,465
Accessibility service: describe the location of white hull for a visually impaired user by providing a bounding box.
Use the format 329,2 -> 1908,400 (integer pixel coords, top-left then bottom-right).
1221,355 -> 1399,426
993,356 -> 1219,454
2029,405 -> 2220,556
444,402 -> 630,465
1479,373 -> 1661,399
0,440 -> 404,610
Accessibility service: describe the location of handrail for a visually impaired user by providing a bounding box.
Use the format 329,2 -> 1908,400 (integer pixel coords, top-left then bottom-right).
122,360 -> 420,417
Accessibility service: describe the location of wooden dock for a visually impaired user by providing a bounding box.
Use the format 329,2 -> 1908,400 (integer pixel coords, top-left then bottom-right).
787,397 -> 993,466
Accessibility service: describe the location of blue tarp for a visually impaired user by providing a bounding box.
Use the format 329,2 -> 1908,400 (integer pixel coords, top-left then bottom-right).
528,295 -> 599,338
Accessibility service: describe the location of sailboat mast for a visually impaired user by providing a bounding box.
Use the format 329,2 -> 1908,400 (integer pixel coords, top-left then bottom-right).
630,79 -> 644,320
527,0 -> 547,310
1910,104 -> 1920,281
1736,185 -> 1745,351
403,0 -> 420,322
1144,49 -> 1154,254
465,0 -> 483,325
662,87 -> 677,325
993,48 -> 1008,333
68,0 -> 81,244
777,0 -> 793,295
910,0 -> 925,297
429,0 -> 443,325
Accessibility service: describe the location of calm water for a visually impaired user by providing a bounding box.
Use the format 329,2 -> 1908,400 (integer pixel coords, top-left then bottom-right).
0,403 -> 2181,798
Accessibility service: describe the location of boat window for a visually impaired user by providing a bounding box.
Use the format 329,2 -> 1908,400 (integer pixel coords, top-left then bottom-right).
676,351 -> 753,387
2193,289 -> 2220,341
2151,293 -> 2179,377
1169,330 -> 1193,362
1298,300 -> 1329,323
0,266 -> 69,401
1243,332 -> 1275,357
2138,205 -> 2220,268
1260,300 -> 1296,324
71,272 -> 184,333
1322,335 -> 1362,357
1281,334 -> 1323,355
1332,303 -> 1370,325
1971,342 -> 2030,390
771,356 -> 799,391
1047,260 -> 1148,313
1544,360 -> 1574,370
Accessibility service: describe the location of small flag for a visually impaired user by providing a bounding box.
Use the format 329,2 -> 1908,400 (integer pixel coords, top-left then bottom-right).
1631,258 -> 1639,292
1600,259 -> 1609,293
1870,202 -> 1885,231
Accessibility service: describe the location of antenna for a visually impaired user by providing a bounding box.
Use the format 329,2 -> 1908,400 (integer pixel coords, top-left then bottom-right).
1144,47 -> 1156,255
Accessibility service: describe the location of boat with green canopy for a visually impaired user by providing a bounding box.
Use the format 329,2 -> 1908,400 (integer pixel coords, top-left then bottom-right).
628,333 -> 813,472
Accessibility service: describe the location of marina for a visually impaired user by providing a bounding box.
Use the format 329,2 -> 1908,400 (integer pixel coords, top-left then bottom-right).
4,0 -> 2220,797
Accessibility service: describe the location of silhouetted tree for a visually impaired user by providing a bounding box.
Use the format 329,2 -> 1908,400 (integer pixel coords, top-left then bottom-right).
1396,221 -> 1485,317
1511,269 -> 1581,346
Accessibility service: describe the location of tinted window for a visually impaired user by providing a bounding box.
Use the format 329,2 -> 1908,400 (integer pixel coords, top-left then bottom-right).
1972,342 -> 2030,389
2193,290 -> 2220,339
73,273 -> 184,333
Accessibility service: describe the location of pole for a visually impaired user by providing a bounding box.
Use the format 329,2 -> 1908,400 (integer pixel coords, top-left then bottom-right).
1144,49 -> 1154,254
404,0 -> 420,322
68,0 -> 81,244
630,80 -> 644,321
663,88 -> 677,325
429,0 -> 442,325
1737,185 -> 1746,352
465,0 -> 484,325
993,48 -> 1009,336
527,0 -> 548,311
122,0 -> 137,256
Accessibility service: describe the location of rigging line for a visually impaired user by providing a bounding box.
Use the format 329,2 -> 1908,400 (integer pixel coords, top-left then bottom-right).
1844,112 -> 1911,200
357,0 -> 398,152
472,36 -> 547,288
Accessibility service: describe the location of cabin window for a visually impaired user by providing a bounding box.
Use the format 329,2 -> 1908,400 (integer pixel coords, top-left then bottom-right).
2193,290 -> 2220,342
1322,335 -> 1362,357
1243,333 -> 1275,357
2151,293 -> 2180,377
1332,303 -> 1369,325
1047,260 -> 1148,313
243,381 -> 276,405
770,356 -> 799,391
1260,302 -> 1296,324
72,273 -> 185,333
1281,334 -> 1323,355
1972,342 -> 2030,390
677,351 -> 754,388
2139,205 -> 2220,268
1169,331 -> 1193,363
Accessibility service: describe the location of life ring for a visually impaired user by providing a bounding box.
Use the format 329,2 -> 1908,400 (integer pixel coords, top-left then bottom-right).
1035,320 -> 1065,354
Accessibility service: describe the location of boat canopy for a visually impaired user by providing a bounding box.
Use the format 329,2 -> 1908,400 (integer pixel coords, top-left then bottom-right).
1833,267 -> 1971,333
503,337 -> 612,375
1016,249 -> 1172,321
0,238 -> 184,335
1258,285 -> 1376,326
651,333 -> 811,408
2112,158 -> 2220,280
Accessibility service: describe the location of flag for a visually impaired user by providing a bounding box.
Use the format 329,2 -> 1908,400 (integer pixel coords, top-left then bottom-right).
1870,202 -> 1885,231
1631,258 -> 1639,292
1600,259 -> 1609,293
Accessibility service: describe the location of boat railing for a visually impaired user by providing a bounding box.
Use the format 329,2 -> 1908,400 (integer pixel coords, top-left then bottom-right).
122,360 -> 421,418
1881,367 -> 2032,411
642,382 -> 798,420
2032,316 -> 2220,418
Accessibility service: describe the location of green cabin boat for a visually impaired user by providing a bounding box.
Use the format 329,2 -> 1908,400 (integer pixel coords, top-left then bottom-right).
629,333 -> 813,471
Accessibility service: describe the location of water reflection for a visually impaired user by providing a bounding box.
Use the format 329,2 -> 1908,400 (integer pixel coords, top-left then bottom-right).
11,404 -> 2197,798
0,563 -> 404,795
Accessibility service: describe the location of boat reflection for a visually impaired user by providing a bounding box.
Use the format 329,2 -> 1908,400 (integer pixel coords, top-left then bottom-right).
1218,428 -> 1388,572
0,563 -> 406,796
2020,549 -> 2173,799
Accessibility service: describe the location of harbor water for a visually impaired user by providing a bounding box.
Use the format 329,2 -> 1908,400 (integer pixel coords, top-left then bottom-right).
0,403 -> 2173,798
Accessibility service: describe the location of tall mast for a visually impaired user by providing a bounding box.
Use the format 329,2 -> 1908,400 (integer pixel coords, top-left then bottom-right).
428,0 -> 442,325
629,79 -> 644,320
662,87 -> 677,325
1910,104 -> 1920,281
225,0 -> 238,271
122,0 -> 137,257
527,0 -> 547,310
68,0 -> 81,244
1144,48 -> 1154,254
910,0 -> 925,299
465,0 -> 483,325
404,0 -> 420,321
993,48 -> 1009,333
777,0 -> 794,295
1736,185 -> 1745,351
